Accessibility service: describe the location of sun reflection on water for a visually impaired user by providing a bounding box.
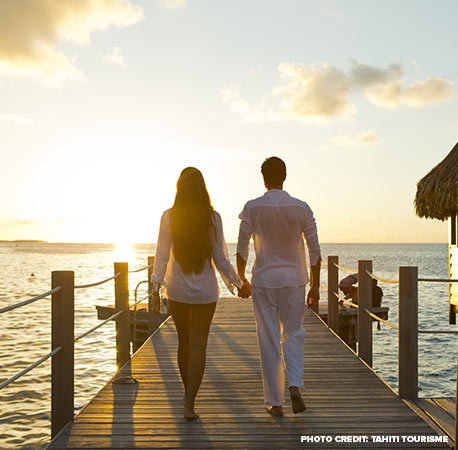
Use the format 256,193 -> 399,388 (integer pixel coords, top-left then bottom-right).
113,242 -> 134,263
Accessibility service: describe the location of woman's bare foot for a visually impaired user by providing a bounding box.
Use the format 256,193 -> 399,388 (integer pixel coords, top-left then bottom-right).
266,405 -> 283,417
184,399 -> 199,420
184,408 -> 199,420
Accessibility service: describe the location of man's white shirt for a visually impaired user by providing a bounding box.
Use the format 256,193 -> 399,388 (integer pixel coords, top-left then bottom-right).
237,189 -> 321,288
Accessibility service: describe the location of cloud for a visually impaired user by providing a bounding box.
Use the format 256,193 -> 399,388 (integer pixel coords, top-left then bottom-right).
221,86 -> 284,122
350,61 -> 454,108
221,87 -> 251,115
0,113 -> 34,125
159,0 -> 186,8
273,63 -> 355,121
404,77 -> 454,106
331,129 -> 379,147
350,62 -> 403,88
222,63 -> 356,123
0,0 -> 144,81
223,60 -> 454,123
103,46 -> 125,66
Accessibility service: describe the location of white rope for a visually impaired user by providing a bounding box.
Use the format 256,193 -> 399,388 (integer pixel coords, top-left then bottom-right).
128,263 -> 154,274
75,272 -> 121,289
418,329 -> 458,334
0,286 -> 62,315
0,346 -> 62,390
131,291 -> 153,309
365,270 -> 399,284
333,263 -> 358,273
333,291 -> 359,308
364,308 -> 398,330
418,278 -> 458,283
74,310 -> 123,343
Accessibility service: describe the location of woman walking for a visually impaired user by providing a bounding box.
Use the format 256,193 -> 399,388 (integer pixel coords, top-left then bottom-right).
152,167 -> 243,419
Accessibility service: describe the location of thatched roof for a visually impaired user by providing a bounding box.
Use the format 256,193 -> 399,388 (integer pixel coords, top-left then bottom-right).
415,142 -> 458,221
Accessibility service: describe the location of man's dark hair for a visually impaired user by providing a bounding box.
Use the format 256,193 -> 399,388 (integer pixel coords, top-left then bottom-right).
261,157 -> 287,186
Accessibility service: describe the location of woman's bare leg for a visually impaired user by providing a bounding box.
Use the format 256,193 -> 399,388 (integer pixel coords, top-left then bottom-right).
167,299 -> 191,396
184,301 -> 217,419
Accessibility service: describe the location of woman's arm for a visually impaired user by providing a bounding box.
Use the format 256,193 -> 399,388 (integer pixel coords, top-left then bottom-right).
210,211 -> 243,294
152,210 -> 172,285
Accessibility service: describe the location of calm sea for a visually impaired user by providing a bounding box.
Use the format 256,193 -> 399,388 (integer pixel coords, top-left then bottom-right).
0,242 -> 455,449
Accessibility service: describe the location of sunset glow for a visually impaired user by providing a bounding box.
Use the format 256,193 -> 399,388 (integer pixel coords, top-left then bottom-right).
0,1 -> 456,243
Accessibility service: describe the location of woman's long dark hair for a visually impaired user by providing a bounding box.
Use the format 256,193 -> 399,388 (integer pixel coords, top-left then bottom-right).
170,167 -> 216,275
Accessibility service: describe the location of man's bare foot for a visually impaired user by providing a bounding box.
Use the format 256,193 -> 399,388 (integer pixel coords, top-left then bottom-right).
266,405 -> 283,417
289,386 -> 306,414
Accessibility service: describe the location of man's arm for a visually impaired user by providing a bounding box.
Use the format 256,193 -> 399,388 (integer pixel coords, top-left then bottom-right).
306,257 -> 321,308
303,205 -> 321,308
236,204 -> 252,298
236,253 -> 251,298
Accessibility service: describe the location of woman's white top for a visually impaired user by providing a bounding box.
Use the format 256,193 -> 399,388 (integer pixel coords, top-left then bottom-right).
152,209 -> 243,304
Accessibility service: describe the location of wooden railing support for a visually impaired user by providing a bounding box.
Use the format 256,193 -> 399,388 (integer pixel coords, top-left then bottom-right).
51,270 -> 74,438
358,260 -> 373,367
398,266 -> 418,399
114,262 -> 130,369
147,256 -> 155,334
327,256 -> 339,333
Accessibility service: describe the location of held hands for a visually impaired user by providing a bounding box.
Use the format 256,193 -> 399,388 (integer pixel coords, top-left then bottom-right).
306,285 -> 320,308
237,279 -> 251,298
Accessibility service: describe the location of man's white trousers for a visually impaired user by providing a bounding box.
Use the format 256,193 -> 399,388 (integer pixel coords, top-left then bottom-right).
252,285 -> 306,406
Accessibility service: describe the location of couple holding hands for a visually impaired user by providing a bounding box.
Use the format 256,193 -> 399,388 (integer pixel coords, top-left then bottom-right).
152,156 -> 321,419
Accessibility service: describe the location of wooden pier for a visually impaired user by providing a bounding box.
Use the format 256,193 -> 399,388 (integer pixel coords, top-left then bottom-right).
48,298 -> 449,449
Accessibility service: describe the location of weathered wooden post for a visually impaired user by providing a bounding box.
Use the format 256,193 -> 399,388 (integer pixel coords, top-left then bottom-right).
328,256 -> 339,333
114,262 -> 130,369
51,270 -> 74,438
358,260 -> 373,366
398,266 -> 418,399
147,256 -> 155,334
455,355 -> 458,449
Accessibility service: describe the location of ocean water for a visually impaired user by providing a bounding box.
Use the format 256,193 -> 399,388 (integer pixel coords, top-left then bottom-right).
0,242 -> 455,449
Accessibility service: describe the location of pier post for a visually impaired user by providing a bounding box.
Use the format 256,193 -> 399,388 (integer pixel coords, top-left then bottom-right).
399,266 -> 418,399
147,256 -> 155,334
51,271 -> 74,438
358,260 -> 373,367
327,256 -> 339,333
114,262 -> 130,369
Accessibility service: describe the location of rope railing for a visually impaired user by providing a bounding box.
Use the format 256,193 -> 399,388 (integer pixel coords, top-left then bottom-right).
418,278 -> 458,283
74,272 -> 121,289
0,346 -> 62,390
132,291 -> 153,309
74,310 -> 123,343
320,284 -> 328,291
364,308 -> 399,330
333,263 -> 358,273
365,270 -> 399,284
418,329 -> 458,334
0,286 -> 62,315
128,263 -> 154,274
333,291 -> 359,308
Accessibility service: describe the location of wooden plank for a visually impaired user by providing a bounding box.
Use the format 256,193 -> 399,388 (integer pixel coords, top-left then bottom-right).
48,298 -> 448,449
432,398 -> 456,419
414,399 -> 455,441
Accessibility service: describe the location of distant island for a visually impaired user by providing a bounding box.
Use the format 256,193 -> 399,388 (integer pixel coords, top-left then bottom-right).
0,240 -> 48,243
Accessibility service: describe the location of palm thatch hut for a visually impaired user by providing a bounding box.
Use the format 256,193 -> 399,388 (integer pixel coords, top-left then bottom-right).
415,141 -> 458,323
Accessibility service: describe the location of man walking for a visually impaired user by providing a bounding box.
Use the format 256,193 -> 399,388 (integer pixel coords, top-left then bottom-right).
236,157 -> 321,417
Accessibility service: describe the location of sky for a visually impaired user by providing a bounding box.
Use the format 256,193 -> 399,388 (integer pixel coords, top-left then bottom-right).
0,0 -> 457,243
